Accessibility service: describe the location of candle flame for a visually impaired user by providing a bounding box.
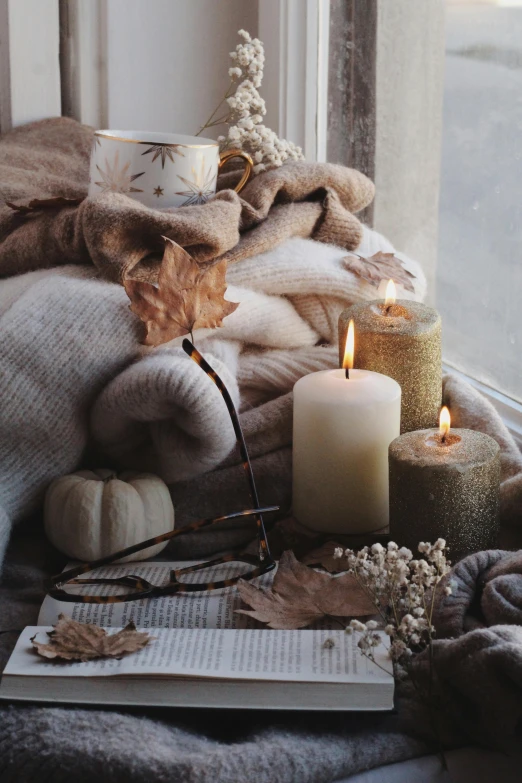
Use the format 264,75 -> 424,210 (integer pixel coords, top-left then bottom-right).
439,406 -> 451,440
343,320 -> 355,371
385,279 -> 396,307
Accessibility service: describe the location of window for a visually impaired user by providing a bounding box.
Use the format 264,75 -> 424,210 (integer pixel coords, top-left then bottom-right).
327,0 -> 521,415
438,0 -> 522,404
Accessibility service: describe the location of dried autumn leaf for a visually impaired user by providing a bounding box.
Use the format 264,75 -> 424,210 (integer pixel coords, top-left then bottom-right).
31,614 -> 154,662
6,196 -> 84,214
124,236 -> 239,346
343,251 -> 415,293
236,550 -> 375,630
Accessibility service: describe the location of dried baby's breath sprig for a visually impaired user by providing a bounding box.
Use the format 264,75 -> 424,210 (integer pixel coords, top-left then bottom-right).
335,539 -> 452,769
197,29 -> 304,173
333,538 -> 451,666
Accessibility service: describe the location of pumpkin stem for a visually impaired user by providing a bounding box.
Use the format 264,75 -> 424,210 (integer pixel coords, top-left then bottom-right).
103,472 -> 118,483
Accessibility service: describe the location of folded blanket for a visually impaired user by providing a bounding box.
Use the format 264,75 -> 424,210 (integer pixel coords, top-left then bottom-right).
2,226 -> 522,567
0,226 -> 426,569
0,117 -> 374,282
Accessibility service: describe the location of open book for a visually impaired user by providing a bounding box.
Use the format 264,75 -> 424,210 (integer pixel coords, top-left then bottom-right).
0,560 -> 394,711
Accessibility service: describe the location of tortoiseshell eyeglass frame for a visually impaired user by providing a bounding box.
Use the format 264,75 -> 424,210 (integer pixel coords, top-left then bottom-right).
49,339 -> 277,604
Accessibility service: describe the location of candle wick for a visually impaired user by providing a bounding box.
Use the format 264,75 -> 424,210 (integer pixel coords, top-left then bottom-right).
385,304 -> 392,315
441,432 -> 446,444
345,368 -> 350,380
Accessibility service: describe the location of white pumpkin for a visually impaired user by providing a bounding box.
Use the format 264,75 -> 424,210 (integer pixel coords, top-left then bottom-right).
44,469 -> 175,562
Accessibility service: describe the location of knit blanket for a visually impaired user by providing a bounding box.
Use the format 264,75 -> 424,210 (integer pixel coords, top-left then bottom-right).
2,229 -> 522,566
0,226 -> 426,567
1,526 -> 522,782
0,117 -> 374,282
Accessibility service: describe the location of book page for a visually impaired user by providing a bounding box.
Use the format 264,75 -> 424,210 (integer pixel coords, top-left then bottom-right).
7,627 -> 393,684
38,561 -> 274,630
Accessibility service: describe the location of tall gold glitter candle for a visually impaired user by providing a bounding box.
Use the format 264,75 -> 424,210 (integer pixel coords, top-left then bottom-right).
389,408 -> 500,563
338,284 -> 441,433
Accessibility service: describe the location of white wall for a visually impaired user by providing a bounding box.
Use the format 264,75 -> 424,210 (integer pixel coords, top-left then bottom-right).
103,0 -> 259,137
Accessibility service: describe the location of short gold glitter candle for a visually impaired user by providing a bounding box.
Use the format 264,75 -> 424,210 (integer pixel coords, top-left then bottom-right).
338,287 -> 441,433
388,408 -> 500,562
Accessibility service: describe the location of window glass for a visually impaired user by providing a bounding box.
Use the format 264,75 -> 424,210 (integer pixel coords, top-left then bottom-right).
438,0 -> 522,402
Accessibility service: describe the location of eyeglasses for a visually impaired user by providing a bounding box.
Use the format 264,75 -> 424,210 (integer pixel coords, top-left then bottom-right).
49,338 -> 277,604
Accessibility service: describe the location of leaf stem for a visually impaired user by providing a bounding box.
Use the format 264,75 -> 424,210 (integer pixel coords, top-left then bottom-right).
360,649 -> 394,678
203,115 -> 232,129
352,568 -> 388,624
324,614 -> 348,630
196,82 -> 235,137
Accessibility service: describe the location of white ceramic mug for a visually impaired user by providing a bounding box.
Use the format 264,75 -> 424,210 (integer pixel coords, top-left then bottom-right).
88,130 -> 253,209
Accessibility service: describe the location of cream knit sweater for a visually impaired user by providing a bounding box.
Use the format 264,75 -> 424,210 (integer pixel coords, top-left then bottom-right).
0,229 -> 425,567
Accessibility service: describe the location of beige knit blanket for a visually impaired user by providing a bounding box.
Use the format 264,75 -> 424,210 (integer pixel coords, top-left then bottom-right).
0,117 -> 373,282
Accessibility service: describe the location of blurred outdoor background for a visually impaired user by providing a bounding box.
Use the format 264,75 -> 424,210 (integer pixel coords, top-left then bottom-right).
438,0 -> 522,402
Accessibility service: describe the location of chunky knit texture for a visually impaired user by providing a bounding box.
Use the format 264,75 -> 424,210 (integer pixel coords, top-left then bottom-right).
0,267 -> 139,557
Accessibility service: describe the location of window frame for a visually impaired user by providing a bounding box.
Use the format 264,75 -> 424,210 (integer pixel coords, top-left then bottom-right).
0,0 -> 61,132
258,0 -> 330,162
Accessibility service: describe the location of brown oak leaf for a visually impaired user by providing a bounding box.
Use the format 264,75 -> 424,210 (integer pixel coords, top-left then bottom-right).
124,236 -> 239,346
6,196 -> 84,214
343,251 -> 415,293
236,550 -> 375,630
31,614 -> 154,662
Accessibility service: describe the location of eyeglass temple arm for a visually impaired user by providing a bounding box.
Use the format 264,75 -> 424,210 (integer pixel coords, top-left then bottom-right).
182,338 -> 273,564
50,505 -> 278,587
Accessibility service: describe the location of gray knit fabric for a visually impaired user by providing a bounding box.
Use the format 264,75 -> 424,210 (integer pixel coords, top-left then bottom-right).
0,704 -> 428,783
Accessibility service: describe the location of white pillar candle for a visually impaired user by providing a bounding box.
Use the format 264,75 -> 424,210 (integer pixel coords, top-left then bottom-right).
292,367 -> 401,534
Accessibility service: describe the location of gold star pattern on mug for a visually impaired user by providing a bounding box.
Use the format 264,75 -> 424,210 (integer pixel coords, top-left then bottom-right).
141,143 -> 185,168
153,186 -> 164,197
94,151 -> 144,194
175,160 -> 216,206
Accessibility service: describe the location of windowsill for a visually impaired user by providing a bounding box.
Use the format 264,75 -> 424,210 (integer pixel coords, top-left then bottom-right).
443,362 -> 522,448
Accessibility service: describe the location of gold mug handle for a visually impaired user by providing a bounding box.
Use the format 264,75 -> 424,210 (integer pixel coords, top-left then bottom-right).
218,149 -> 253,194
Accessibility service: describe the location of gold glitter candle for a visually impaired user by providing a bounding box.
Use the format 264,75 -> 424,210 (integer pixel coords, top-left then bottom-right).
338,292 -> 441,434
388,409 -> 500,562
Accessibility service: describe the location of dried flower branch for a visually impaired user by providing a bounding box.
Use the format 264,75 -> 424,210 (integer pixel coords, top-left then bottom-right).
197,29 -> 304,173
334,539 -> 451,666
335,539 -> 453,768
